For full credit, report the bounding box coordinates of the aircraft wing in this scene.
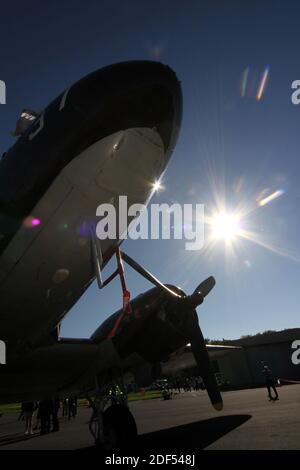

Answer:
[161,344,242,375]
[0,338,122,404]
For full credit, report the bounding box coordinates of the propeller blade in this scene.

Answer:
[120,251,182,299]
[184,276,216,308]
[193,276,216,298]
[188,313,223,410]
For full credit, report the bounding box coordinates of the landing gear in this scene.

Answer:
[89,242,139,451]
[88,375,137,451]
[102,405,137,450]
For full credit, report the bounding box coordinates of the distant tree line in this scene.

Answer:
[205,329,281,345]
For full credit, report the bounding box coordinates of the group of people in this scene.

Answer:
[19,396,78,435]
[159,362,280,403]
[167,376,205,393]
[62,397,78,419]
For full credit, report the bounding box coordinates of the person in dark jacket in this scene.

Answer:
[38,400,53,435]
[52,398,60,432]
[62,398,68,417]
[261,361,279,401]
[68,397,77,420]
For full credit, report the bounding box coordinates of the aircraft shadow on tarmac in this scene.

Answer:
[81,414,252,453]
[135,414,252,451]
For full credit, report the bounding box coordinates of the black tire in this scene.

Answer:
[99,404,137,451]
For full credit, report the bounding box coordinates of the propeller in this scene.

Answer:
[120,251,223,410]
[183,276,222,410]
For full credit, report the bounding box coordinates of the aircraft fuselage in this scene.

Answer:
[0,61,182,351]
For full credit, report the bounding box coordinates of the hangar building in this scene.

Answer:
[163,329,300,389]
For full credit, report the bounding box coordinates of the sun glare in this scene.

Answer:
[211,212,241,241]
[152,180,163,192]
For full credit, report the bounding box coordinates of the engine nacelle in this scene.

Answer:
[91,286,189,366]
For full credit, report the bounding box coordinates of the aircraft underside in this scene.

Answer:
[0,127,165,346]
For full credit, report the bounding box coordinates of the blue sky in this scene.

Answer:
[0,0,299,340]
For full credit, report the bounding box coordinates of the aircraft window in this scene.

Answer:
[12,109,39,136]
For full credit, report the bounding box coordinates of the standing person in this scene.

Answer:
[21,402,37,435]
[68,397,76,420]
[39,399,53,435]
[33,404,41,431]
[62,398,68,417]
[261,361,279,401]
[73,397,78,417]
[52,398,60,432]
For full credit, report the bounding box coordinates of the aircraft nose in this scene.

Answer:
[72,60,182,166]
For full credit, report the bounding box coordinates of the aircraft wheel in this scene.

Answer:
[97,404,137,451]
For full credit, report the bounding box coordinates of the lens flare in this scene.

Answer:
[257,189,285,207]
[256,67,269,101]
[152,180,163,192]
[240,67,249,97]
[23,216,41,228]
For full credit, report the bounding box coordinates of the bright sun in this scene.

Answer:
[211,212,241,241]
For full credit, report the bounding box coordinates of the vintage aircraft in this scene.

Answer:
[0,61,224,449]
